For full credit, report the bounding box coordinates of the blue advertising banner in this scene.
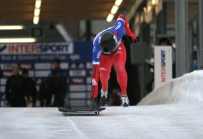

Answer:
[0,42,93,106]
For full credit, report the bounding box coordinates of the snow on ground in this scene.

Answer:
[139,70,203,106]
[0,71,203,139]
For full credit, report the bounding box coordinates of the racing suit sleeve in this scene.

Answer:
[91,44,102,98]
[117,14,137,42]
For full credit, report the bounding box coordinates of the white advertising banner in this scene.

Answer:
[154,46,172,89]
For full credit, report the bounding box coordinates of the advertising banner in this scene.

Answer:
[0,42,93,106]
[154,46,172,89]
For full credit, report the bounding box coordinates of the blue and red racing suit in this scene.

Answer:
[91,14,137,98]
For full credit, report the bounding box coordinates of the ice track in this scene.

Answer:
[0,71,203,139]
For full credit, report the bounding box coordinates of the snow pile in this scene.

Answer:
[138,70,203,106]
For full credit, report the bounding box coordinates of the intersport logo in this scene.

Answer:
[0,45,6,52]
[161,50,166,83]
[0,43,73,54]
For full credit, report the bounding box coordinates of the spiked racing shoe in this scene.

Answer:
[91,98,100,109]
[100,89,108,106]
[121,96,129,107]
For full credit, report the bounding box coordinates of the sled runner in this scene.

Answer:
[58,99,105,116]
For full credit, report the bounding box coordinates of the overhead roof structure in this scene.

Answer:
[0,0,199,24]
[0,0,130,23]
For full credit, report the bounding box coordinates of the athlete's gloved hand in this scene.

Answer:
[118,14,128,26]
[133,37,138,43]
[118,14,126,19]
[128,36,138,43]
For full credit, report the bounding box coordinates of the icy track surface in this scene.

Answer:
[0,71,203,139]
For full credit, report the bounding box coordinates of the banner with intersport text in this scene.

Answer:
[154,46,172,89]
[0,42,93,106]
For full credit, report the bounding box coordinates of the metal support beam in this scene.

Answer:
[156,2,167,35]
[141,23,150,44]
[175,0,188,77]
[55,23,73,42]
[62,20,79,41]
[199,0,203,68]
[126,0,143,20]
[188,23,193,71]
[86,21,91,41]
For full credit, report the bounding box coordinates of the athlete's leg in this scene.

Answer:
[99,54,112,91]
[113,43,128,96]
